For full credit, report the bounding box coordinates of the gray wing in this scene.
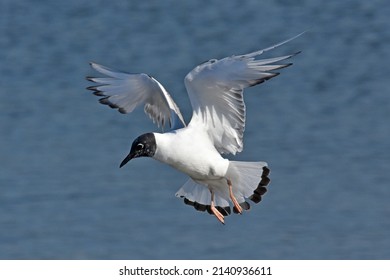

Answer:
[185,33,303,154]
[87,62,186,129]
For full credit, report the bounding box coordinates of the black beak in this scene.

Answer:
[119,152,134,168]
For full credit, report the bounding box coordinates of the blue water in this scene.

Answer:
[1,0,389,259]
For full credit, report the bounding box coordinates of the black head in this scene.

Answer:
[119,133,156,168]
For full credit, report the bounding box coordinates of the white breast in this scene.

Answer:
[152,126,229,180]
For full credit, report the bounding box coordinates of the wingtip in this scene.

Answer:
[85,85,101,96]
[268,72,280,79]
[88,61,103,71]
[278,63,293,70]
[242,31,305,58]
[293,50,302,56]
[86,85,105,96]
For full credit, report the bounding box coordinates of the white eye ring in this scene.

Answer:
[136,143,144,150]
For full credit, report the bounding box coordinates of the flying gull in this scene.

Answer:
[86,33,302,224]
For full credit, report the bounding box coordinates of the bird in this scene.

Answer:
[86,33,302,224]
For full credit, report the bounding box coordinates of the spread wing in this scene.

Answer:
[87,62,186,129]
[185,33,302,154]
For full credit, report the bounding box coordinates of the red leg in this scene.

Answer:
[210,191,225,224]
[227,179,242,214]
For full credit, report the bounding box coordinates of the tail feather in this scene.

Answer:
[176,179,231,216]
[175,161,271,218]
[226,161,270,204]
[249,166,270,203]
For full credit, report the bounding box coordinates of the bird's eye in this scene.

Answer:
[209,59,217,64]
[136,143,144,151]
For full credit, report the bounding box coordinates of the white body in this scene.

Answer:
[153,124,229,181]
[154,123,268,209]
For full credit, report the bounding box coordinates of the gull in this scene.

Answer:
[86,34,302,224]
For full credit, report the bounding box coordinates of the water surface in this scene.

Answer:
[0,0,389,259]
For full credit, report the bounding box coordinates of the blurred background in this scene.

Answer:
[0,0,389,259]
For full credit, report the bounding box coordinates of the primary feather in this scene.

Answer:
[185,50,300,154]
[87,62,186,129]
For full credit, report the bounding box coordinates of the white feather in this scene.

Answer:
[87,62,186,129]
[184,41,300,154]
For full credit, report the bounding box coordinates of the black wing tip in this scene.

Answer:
[281,50,302,63]
[293,50,302,56]
[98,98,128,113]
[99,97,119,109]
[249,73,280,87]
[250,50,301,87]
[86,85,98,91]
[86,85,106,97]
[88,61,98,67]
[86,61,128,113]
[279,63,293,69]
[98,96,109,104]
